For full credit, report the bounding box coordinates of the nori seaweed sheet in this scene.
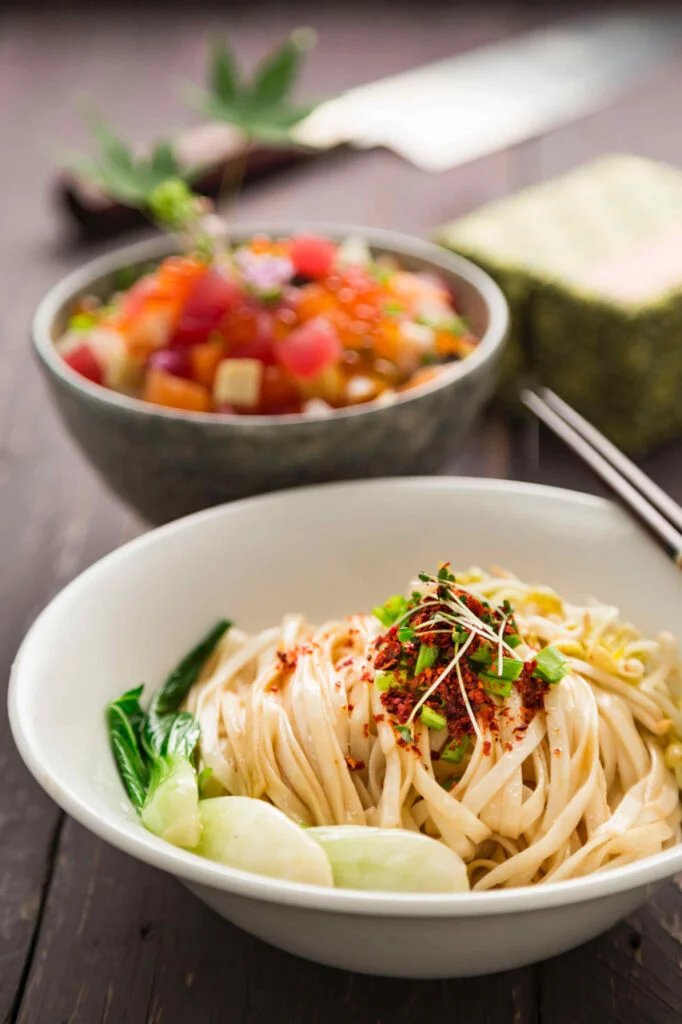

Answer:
[438,155,682,454]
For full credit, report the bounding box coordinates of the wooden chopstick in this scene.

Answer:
[521,388,682,570]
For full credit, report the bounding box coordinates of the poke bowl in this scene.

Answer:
[32,224,508,523]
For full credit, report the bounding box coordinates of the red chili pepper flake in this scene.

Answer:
[363,723,370,738]
[382,688,416,724]
[373,713,385,723]
[345,756,366,771]
[372,579,555,746]
[515,660,549,724]
[277,649,298,671]
[482,740,492,756]
[375,638,402,671]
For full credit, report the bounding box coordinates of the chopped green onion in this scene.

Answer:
[442,315,468,336]
[371,264,393,285]
[372,606,392,627]
[417,572,430,583]
[398,626,415,643]
[506,633,522,648]
[480,674,513,699]
[452,627,468,644]
[469,646,493,667]
[437,565,455,582]
[483,657,524,683]
[441,735,471,765]
[411,590,422,604]
[68,311,98,332]
[421,706,447,731]
[385,594,408,620]
[375,670,405,692]
[372,593,408,627]
[415,644,439,675]
[534,645,568,685]
[395,724,413,743]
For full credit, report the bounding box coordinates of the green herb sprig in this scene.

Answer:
[68,29,324,246]
[71,107,204,223]
[187,28,320,146]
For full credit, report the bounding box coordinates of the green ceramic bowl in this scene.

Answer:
[32,224,509,524]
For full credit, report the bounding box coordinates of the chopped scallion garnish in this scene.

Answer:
[479,674,513,699]
[469,647,493,667]
[372,594,409,627]
[441,735,471,765]
[421,706,447,731]
[398,626,415,643]
[482,657,524,683]
[375,670,402,692]
[534,645,568,685]
[415,643,439,675]
[68,312,98,332]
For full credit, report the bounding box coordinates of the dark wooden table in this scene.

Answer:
[2,5,681,1022]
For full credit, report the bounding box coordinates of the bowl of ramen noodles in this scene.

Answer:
[10,478,682,977]
[32,225,507,523]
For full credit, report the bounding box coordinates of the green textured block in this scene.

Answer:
[438,155,682,454]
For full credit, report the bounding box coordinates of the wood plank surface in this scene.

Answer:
[1,5,681,1023]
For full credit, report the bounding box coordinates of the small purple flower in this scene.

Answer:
[235,248,294,298]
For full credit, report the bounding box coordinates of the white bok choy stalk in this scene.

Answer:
[309,826,469,892]
[107,620,231,848]
[196,797,334,886]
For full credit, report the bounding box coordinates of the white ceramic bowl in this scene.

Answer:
[9,478,682,978]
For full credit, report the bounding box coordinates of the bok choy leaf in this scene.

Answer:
[142,619,231,759]
[106,620,231,844]
[106,686,148,811]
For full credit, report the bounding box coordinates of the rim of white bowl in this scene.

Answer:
[9,477,682,917]
[32,222,508,427]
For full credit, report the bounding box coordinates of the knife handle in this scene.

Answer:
[56,123,320,240]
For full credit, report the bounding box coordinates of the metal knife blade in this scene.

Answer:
[294,13,682,172]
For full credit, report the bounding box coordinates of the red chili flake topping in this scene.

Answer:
[371,578,552,748]
[374,637,402,671]
[515,660,549,724]
[277,649,298,671]
[482,740,492,757]
[345,756,366,771]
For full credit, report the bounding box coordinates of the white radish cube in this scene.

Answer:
[88,327,142,391]
[399,322,435,351]
[345,376,378,402]
[213,358,263,408]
